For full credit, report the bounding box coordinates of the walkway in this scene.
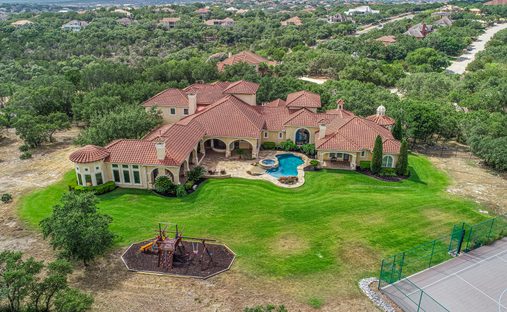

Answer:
[446,23,507,74]
[355,13,415,36]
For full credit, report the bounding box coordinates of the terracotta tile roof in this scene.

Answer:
[190,95,264,137]
[143,88,188,107]
[325,108,355,118]
[485,0,507,5]
[317,117,400,154]
[405,23,432,38]
[257,106,291,130]
[264,99,286,107]
[104,140,178,166]
[183,82,229,105]
[284,108,320,127]
[158,121,206,164]
[286,90,321,109]
[376,35,397,45]
[281,16,303,26]
[366,114,395,126]
[69,145,110,163]
[217,51,276,71]
[160,17,180,23]
[223,80,260,94]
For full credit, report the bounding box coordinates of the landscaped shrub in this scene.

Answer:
[175,185,187,197]
[154,175,175,195]
[278,139,297,151]
[396,139,409,176]
[184,180,195,191]
[72,181,117,195]
[379,168,397,177]
[300,144,315,156]
[1,193,13,203]
[278,176,298,185]
[187,166,205,182]
[310,159,319,168]
[359,161,371,170]
[261,141,276,150]
[20,151,32,160]
[371,135,383,174]
[18,144,30,152]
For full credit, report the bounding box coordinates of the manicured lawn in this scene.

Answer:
[19,154,487,305]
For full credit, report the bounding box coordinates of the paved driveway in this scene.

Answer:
[447,23,507,74]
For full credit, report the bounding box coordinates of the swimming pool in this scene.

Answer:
[267,154,304,178]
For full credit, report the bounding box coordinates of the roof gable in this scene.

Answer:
[286,90,321,109]
[143,88,188,107]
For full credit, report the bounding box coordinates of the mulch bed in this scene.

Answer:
[121,240,235,279]
[356,168,409,182]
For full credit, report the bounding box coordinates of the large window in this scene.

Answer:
[382,155,394,168]
[132,165,141,184]
[77,174,83,186]
[122,165,131,183]
[84,174,92,186]
[112,164,121,183]
[95,172,103,185]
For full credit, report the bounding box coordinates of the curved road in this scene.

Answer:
[446,23,507,74]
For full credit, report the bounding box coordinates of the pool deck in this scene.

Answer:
[200,150,310,188]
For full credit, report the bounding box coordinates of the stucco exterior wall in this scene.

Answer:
[261,131,286,144]
[285,126,318,145]
[233,94,256,106]
[146,106,189,124]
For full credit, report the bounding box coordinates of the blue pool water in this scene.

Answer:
[267,154,304,178]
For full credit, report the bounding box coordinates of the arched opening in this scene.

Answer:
[179,160,188,183]
[382,155,394,168]
[150,168,175,186]
[295,128,310,145]
[229,139,254,159]
[322,152,354,170]
[204,138,227,153]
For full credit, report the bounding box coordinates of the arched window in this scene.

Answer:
[382,155,394,168]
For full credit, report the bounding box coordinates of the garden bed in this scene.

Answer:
[121,240,236,279]
[356,168,408,182]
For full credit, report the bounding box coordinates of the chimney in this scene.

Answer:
[421,23,427,37]
[319,123,327,140]
[336,99,344,110]
[155,141,166,160]
[188,93,197,115]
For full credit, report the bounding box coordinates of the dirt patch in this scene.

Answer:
[339,243,378,271]
[273,233,310,255]
[121,240,235,278]
[427,155,507,214]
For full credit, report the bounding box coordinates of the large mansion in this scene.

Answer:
[70,80,399,189]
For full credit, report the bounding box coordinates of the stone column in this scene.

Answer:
[225,142,231,158]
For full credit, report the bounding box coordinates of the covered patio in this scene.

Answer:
[318,151,357,170]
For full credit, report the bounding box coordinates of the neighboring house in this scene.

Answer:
[159,17,180,29]
[439,5,464,12]
[327,13,352,23]
[217,51,277,72]
[113,9,132,17]
[434,16,453,27]
[281,16,302,26]
[11,20,33,27]
[345,6,379,16]
[195,7,210,16]
[484,0,507,5]
[0,12,8,21]
[236,9,249,15]
[204,18,234,27]
[117,17,134,26]
[404,23,433,39]
[469,8,482,15]
[375,35,397,46]
[70,80,400,189]
[61,20,89,32]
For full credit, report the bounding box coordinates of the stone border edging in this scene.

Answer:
[358,277,396,312]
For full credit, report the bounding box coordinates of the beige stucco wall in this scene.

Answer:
[285,126,318,145]
[261,131,286,144]
[233,94,256,106]
[146,106,189,124]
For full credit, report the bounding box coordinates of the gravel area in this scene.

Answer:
[359,278,396,312]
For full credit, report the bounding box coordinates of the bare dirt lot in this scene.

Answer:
[1,130,505,312]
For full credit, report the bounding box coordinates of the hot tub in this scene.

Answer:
[259,158,279,169]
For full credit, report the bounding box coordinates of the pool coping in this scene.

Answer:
[255,151,310,188]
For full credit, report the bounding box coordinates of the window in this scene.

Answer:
[132,165,141,184]
[330,153,336,158]
[263,132,268,138]
[361,150,366,157]
[382,155,394,168]
[183,109,189,115]
[337,153,343,158]
[84,174,92,186]
[95,172,103,185]
[112,164,121,183]
[170,108,176,115]
[122,165,131,183]
[278,132,283,139]
[77,174,83,186]
[95,166,100,171]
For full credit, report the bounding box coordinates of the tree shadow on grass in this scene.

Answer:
[407,166,427,185]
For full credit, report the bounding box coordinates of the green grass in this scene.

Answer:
[19,154,487,304]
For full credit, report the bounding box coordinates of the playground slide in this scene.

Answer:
[139,241,154,252]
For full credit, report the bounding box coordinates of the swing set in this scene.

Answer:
[140,222,216,271]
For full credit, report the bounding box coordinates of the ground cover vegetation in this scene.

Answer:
[1,3,506,170]
[19,155,487,304]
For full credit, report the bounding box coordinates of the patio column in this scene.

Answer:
[225,142,231,158]
[193,148,199,164]
[251,139,258,159]
[350,153,356,169]
[318,151,324,163]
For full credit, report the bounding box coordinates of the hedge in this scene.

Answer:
[359,161,371,170]
[70,181,117,195]
[261,141,276,150]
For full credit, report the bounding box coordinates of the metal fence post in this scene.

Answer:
[417,290,424,312]
[390,254,397,283]
[378,259,384,290]
[398,252,405,281]
[428,240,436,268]
[487,218,496,240]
